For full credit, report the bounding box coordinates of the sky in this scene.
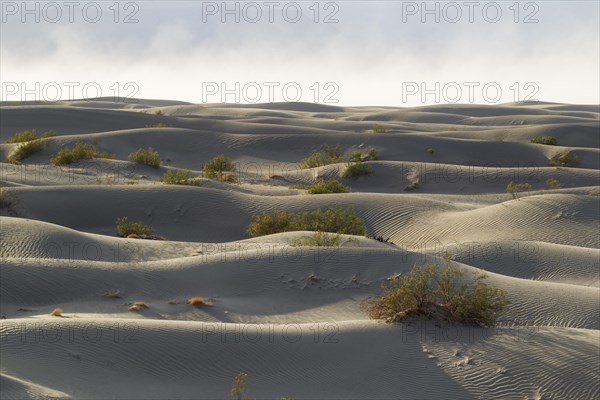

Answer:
[1,0,599,106]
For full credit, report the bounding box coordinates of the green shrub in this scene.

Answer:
[146,122,169,128]
[506,181,531,200]
[7,139,49,163]
[365,261,510,327]
[5,129,56,143]
[545,178,561,189]
[427,148,434,155]
[343,162,373,179]
[154,110,164,116]
[404,181,420,191]
[348,151,362,163]
[365,147,379,160]
[128,147,161,168]
[299,144,344,168]
[371,123,389,133]
[291,231,345,247]
[203,154,236,179]
[51,142,113,166]
[348,147,378,163]
[116,217,153,237]
[162,169,200,186]
[231,372,249,400]
[549,149,579,167]
[529,135,558,145]
[247,206,366,237]
[305,179,350,194]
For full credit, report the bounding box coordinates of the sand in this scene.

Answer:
[1,99,599,399]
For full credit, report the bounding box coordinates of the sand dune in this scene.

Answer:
[1,100,598,399]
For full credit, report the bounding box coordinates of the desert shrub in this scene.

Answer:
[7,138,49,163]
[5,129,56,143]
[305,179,350,194]
[154,110,164,116]
[365,262,510,327]
[506,181,532,200]
[404,181,420,191]
[589,188,600,197]
[529,135,558,145]
[371,123,389,133]
[50,308,63,316]
[51,142,113,166]
[247,206,366,237]
[291,231,345,247]
[427,148,434,155]
[549,149,579,167]
[162,169,200,186]
[299,144,344,168]
[231,372,249,400]
[128,147,161,168]
[348,151,362,163]
[365,146,379,160]
[545,178,561,189]
[116,217,153,237]
[0,187,14,209]
[203,154,236,179]
[343,162,373,179]
[128,301,149,312]
[146,122,169,128]
[187,297,214,306]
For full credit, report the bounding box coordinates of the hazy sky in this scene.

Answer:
[1,1,598,106]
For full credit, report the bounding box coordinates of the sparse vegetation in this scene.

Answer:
[5,129,56,143]
[128,301,149,312]
[231,372,249,400]
[529,135,558,145]
[545,178,561,189]
[506,181,532,200]
[0,186,13,209]
[203,154,237,180]
[247,207,366,237]
[371,123,389,133]
[116,217,153,237]
[162,169,200,186]
[299,144,344,168]
[427,148,435,155]
[348,151,362,163]
[404,181,420,191]
[186,297,214,307]
[128,147,161,168]
[50,308,63,316]
[51,142,113,166]
[365,146,379,161]
[154,110,164,116]
[305,179,350,194]
[146,122,169,128]
[343,162,373,179]
[291,231,345,247]
[365,261,510,327]
[549,149,579,167]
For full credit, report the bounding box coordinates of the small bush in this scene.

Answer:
[247,207,366,237]
[291,231,345,247]
[348,151,362,163]
[545,178,561,189]
[0,187,14,209]
[128,147,161,168]
[305,179,350,194]
[7,138,49,164]
[203,154,236,179]
[506,181,532,200]
[343,162,373,179]
[549,149,579,167]
[299,144,344,168]
[154,110,164,116]
[116,217,153,237]
[404,181,420,191]
[529,135,558,145]
[187,297,214,306]
[162,169,200,186]
[50,308,63,316]
[371,123,389,133]
[51,142,113,166]
[427,148,434,155]
[231,372,249,400]
[5,129,56,143]
[365,262,510,327]
[128,301,149,312]
[146,122,169,128]
[365,147,379,161]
